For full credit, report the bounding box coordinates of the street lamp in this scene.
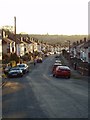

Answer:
[66,40,70,53]
[65,40,71,61]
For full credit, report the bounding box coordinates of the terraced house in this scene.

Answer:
[80,40,90,63]
[2,29,16,56]
[70,38,90,63]
[2,29,35,57]
[70,37,90,76]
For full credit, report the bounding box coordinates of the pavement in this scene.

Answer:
[60,54,89,80]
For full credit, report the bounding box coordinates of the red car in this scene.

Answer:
[53,66,71,78]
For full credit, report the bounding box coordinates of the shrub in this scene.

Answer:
[9,53,20,63]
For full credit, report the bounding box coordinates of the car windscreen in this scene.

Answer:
[18,65,25,67]
[11,68,20,70]
[58,67,70,71]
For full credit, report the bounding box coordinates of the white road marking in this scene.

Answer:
[26,76,32,80]
[49,74,53,77]
[43,74,52,80]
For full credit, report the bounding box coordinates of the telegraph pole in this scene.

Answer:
[68,40,70,53]
[14,16,17,54]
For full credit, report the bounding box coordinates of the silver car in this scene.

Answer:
[8,69,23,78]
[17,63,29,74]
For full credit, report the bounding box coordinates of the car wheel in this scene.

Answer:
[66,76,70,79]
[68,76,70,79]
[8,75,11,78]
[19,74,23,77]
[56,76,58,78]
[53,74,55,77]
[55,74,58,78]
[21,75,23,77]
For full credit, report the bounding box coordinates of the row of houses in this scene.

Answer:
[70,37,90,63]
[68,38,90,76]
[1,28,90,64]
[0,29,61,61]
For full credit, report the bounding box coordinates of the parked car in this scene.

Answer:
[7,69,23,78]
[37,57,42,63]
[55,60,62,64]
[17,63,29,74]
[55,55,60,58]
[53,66,71,78]
[44,54,48,57]
[48,52,54,55]
[4,66,12,74]
[10,67,23,71]
[52,63,62,73]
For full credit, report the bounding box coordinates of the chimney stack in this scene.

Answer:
[14,16,16,35]
[84,37,86,43]
[76,41,79,45]
[80,39,82,44]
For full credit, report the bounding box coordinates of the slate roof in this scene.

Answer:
[80,40,90,48]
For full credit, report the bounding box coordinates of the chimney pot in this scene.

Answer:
[84,37,86,43]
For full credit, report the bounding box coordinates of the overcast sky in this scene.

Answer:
[0,0,89,35]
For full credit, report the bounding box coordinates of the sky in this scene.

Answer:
[0,0,89,35]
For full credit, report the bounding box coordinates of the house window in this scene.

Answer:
[12,42,15,52]
[24,48,26,52]
[12,47,14,52]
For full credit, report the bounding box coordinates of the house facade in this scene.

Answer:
[80,40,90,63]
[69,38,90,76]
[2,30,35,57]
[2,29,16,56]
[37,43,42,52]
[16,41,25,57]
[70,38,89,62]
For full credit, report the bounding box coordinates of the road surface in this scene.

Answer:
[2,55,88,118]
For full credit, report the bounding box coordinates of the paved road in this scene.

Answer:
[2,55,88,118]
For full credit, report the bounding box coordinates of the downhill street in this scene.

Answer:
[2,55,88,118]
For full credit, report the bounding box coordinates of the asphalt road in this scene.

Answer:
[2,55,88,118]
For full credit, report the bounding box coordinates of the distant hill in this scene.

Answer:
[29,34,88,46]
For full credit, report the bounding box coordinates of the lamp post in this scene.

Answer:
[66,40,71,61]
[66,40,70,53]
[68,40,70,53]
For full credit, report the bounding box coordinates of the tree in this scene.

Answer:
[2,53,10,64]
[21,52,32,61]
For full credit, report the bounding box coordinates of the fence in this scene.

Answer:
[62,51,89,76]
